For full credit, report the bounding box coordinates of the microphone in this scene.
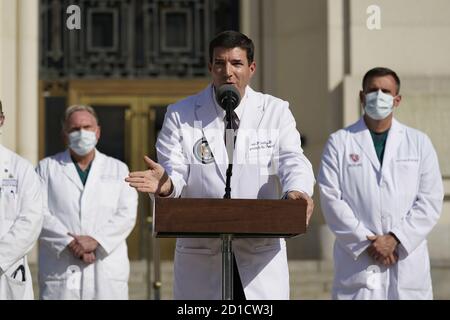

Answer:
[216,85,241,200]
[215,84,241,111]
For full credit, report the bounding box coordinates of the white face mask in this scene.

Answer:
[68,129,97,156]
[364,89,394,120]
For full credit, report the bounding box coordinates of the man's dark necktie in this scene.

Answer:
[224,111,239,147]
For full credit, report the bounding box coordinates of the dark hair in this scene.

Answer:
[209,30,254,64]
[362,67,401,94]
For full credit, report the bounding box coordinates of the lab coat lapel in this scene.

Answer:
[352,118,381,172]
[78,150,104,233]
[232,87,264,185]
[381,119,404,176]
[194,85,228,183]
[60,150,84,191]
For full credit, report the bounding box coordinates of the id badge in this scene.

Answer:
[2,178,18,196]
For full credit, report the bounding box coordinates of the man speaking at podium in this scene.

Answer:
[127,31,315,300]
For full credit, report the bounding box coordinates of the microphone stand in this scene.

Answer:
[223,101,234,199]
[222,99,235,299]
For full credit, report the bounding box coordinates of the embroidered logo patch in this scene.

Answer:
[350,153,360,163]
[193,138,214,164]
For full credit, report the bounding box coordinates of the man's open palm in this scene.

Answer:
[126,156,172,196]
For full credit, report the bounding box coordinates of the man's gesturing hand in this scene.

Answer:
[125,156,173,196]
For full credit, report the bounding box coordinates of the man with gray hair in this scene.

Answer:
[0,100,43,299]
[36,105,138,299]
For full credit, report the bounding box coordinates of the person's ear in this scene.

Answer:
[96,126,101,140]
[359,90,365,106]
[249,61,256,78]
[208,62,212,73]
[393,95,402,108]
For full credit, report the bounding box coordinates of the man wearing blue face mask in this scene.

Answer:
[318,67,443,299]
[36,105,138,299]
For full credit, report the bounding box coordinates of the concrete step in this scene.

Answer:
[29,260,334,300]
[29,259,450,300]
[131,260,333,300]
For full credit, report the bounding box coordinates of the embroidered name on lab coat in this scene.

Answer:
[249,140,273,151]
[395,158,419,162]
[2,178,18,187]
[1,178,18,194]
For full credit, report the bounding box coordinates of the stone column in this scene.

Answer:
[17,0,39,164]
[0,0,19,149]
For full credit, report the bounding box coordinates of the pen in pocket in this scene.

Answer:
[11,265,25,282]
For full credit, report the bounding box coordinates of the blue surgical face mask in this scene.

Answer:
[364,89,394,120]
[68,129,97,156]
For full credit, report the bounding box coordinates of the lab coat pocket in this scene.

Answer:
[41,280,81,300]
[1,188,18,220]
[334,247,383,291]
[93,259,128,299]
[247,149,274,177]
[99,177,121,203]
[395,160,419,193]
[247,148,272,164]
[398,242,431,291]
[338,265,384,290]
[0,258,27,300]
[40,264,83,300]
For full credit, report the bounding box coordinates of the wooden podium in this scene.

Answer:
[153,197,307,300]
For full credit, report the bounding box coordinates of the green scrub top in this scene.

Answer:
[72,156,92,186]
[369,129,389,166]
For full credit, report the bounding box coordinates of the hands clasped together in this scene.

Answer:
[68,233,99,264]
[366,234,399,266]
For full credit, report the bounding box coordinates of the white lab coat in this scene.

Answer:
[157,85,315,300]
[36,149,138,300]
[0,145,43,300]
[318,117,443,300]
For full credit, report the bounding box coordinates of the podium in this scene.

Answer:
[153,197,307,300]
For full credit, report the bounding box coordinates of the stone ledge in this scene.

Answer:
[28,259,450,300]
